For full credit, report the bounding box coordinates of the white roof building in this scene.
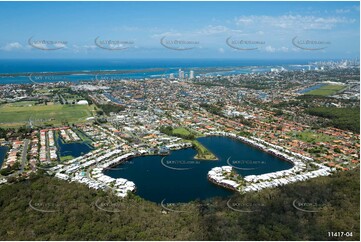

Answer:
[77,100,89,105]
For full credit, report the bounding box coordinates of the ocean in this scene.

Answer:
[0,59,312,85]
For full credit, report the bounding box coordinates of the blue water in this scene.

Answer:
[103,92,123,104]
[56,136,93,159]
[0,59,312,84]
[104,136,293,203]
[298,83,326,94]
[0,146,8,168]
[0,59,312,74]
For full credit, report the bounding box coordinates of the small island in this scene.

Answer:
[192,140,218,160]
[159,126,218,160]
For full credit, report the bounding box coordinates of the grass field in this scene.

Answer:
[0,103,95,128]
[59,155,75,162]
[172,127,192,136]
[74,129,94,143]
[305,84,345,96]
[170,127,217,160]
[3,101,37,107]
[295,131,334,143]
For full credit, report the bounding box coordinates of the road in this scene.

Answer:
[20,139,30,172]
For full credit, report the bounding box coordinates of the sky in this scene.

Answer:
[0,1,359,59]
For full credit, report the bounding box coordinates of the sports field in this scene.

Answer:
[295,131,334,143]
[172,127,192,136]
[305,84,345,96]
[0,102,95,128]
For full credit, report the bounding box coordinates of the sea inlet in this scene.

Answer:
[104,136,293,203]
[0,146,9,168]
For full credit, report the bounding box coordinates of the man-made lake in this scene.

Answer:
[0,146,8,168]
[56,137,93,158]
[104,136,293,203]
[298,83,326,94]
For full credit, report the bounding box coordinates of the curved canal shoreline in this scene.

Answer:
[207,166,240,191]
[54,141,194,198]
[101,133,290,201]
[52,130,330,201]
[84,133,303,199]
[204,131,312,166]
[205,131,333,193]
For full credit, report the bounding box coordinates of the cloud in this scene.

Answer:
[279,46,289,52]
[197,25,229,35]
[30,42,47,49]
[335,8,351,14]
[235,15,355,30]
[335,6,359,14]
[1,42,23,51]
[72,44,97,53]
[53,43,67,49]
[73,44,97,50]
[112,26,141,32]
[151,25,243,40]
[264,46,289,53]
[197,25,242,35]
[235,17,254,25]
[151,31,182,39]
[265,45,276,53]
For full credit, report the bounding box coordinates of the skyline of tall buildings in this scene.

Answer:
[176,69,194,80]
[179,69,184,79]
[190,70,194,79]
